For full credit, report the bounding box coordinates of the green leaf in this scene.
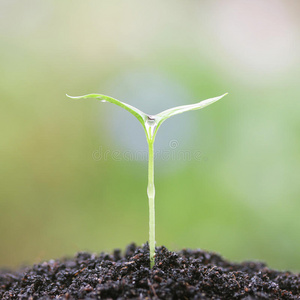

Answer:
[153,93,227,136]
[66,92,227,142]
[66,93,148,130]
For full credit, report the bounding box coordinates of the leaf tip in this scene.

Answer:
[219,92,228,98]
[217,92,228,100]
[66,94,82,99]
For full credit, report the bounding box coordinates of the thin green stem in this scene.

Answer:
[147,140,155,268]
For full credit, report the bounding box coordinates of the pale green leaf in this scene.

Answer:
[154,93,228,135]
[66,94,148,129]
[67,93,227,142]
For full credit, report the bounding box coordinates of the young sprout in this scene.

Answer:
[67,92,227,268]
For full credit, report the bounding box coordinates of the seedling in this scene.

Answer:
[67,92,227,268]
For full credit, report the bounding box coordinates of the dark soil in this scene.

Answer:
[1,243,299,299]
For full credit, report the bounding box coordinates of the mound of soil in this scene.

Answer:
[1,243,299,299]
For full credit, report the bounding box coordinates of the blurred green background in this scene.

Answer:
[1,0,300,271]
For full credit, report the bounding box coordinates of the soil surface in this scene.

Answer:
[1,243,299,299]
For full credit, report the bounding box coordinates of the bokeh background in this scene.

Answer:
[1,0,300,271]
